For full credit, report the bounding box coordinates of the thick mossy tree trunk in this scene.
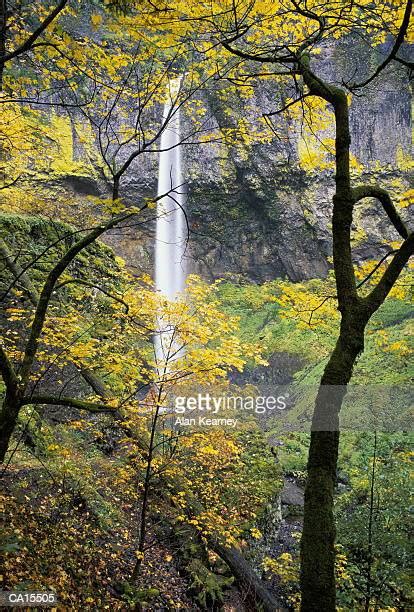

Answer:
[300,317,366,610]
[0,392,21,463]
[298,56,414,611]
[298,60,360,611]
[213,9,412,606]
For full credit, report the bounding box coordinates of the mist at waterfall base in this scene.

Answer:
[154,97,187,370]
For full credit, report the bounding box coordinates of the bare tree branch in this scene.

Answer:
[352,185,409,239]
[0,237,40,306]
[349,0,412,90]
[394,55,414,70]
[356,250,399,290]
[365,232,414,311]
[55,278,130,313]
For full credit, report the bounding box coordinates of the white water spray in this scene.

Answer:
[154,83,187,367]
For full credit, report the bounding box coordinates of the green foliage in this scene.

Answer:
[1,1,412,607]
[215,280,281,355]
[261,434,414,608]
[272,432,309,476]
[186,558,233,609]
[336,433,413,608]
[119,583,161,607]
[0,212,122,294]
[216,275,413,434]
[216,277,412,608]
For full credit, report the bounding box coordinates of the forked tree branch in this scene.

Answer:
[352,185,409,239]
[394,55,414,70]
[349,0,413,90]
[365,232,414,312]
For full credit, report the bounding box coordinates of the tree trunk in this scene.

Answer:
[0,392,20,463]
[300,317,366,611]
[212,541,284,611]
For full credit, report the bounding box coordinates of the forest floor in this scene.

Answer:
[1,456,302,610]
[1,460,199,610]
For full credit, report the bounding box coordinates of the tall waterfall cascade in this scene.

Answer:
[154,83,187,368]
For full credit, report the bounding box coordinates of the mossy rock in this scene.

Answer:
[0,212,124,295]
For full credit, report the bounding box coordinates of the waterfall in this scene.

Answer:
[154,85,187,369]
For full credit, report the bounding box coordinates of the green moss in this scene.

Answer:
[186,558,233,608]
[0,212,119,278]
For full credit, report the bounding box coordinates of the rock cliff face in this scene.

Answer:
[178,42,412,282]
[104,41,412,282]
[15,40,411,284]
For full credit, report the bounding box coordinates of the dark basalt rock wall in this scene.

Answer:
[38,39,413,283]
[177,40,412,282]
